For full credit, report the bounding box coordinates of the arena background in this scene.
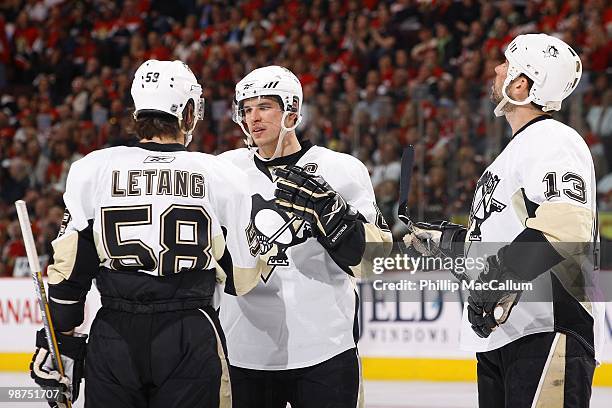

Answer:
[0,0,611,406]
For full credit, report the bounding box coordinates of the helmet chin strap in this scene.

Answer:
[260,125,288,161]
[184,133,192,147]
[493,76,534,117]
[178,109,197,147]
[237,120,255,156]
[240,111,303,161]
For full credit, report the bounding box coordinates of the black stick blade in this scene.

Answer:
[398,145,415,224]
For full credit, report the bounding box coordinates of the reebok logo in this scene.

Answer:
[323,198,343,223]
[144,156,175,163]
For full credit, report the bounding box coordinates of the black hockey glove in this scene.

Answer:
[274,165,358,248]
[30,328,87,407]
[403,221,466,259]
[467,247,527,338]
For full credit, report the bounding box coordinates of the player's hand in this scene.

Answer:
[467,249,525,338]
[402,221,466,258]
[274,165,358,247]
[30,329,87,407]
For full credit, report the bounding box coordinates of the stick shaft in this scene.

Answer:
[398,145,415,225]
[15,200,71,406]
[396,149,513,326]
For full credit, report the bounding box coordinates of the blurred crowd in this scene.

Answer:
[0,0,611,276]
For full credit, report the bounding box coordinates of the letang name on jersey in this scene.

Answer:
[110,169,205,198]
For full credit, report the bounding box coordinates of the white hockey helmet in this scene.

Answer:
[131,59,204,145]
[233,65,303,160]
[494,33,582,117]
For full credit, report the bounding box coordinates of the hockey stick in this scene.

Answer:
[397,146,461,273]
[397,146,414,227]
[15,200,72,408]
[396,149,513,324]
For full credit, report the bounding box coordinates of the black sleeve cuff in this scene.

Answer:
[48,284,87,332]
[500,227,565,281]
[218,227,238,296]
[322,218,366,270]
[450,228,467,259]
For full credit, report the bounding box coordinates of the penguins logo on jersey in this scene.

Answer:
[468,171,506,241]
[246,194,312,282]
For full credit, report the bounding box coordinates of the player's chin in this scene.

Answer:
[252,131,275,144]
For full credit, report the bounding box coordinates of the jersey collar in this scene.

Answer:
[137,142,187,152]
[254,140,314,180]
[512,114,553,139]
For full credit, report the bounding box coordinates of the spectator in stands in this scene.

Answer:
[0,0,610,273]
[587,87,612,164]
[1,157,30,205]
[1,219,25,277]
[371,137,401,188]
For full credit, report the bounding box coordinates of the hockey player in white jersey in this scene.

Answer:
[405,34,604,407]
[29,59,265,407]
[218,65,392,407]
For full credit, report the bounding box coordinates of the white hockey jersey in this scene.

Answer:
[460,116,605,362]
[46,142,263,330]
[218,143,392,370]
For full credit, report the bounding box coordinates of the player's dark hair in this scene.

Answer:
[268,95,285,111]
[267,95,298,126]
[133,111,181,141]
[238,95,284,110]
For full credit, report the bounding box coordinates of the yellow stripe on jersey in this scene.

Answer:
[526,202,593,243]
[350,223,393,279]
[212,234,229,284]
[210,232,270,295]
[47,232,79,285]
[233,258,271,296]
[515,200,597,310]
[511,188,531,226]
[212,234,226,261]
[93,230,108,263]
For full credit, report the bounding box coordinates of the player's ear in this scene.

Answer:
[181,100,195,133]
[511,76,530,99]
[284,112,298,127]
